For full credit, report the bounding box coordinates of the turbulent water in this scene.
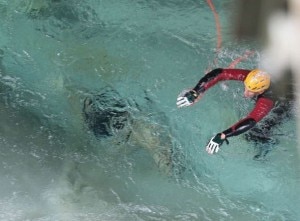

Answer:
[0,0,299,220]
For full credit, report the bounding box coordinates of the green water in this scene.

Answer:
[0,0,299,220]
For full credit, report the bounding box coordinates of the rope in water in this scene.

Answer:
[205,0,255,69]
[206,0,222,53]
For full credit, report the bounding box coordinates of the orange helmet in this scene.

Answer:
[244,69,270,93]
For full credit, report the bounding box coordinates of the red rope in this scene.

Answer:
[206,0,222,52]
[227,50,255,68]
[205,0,254,69]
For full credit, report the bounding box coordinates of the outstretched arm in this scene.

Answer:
[222,97,274,138]
[206,97,274,154]
[177,68,250,108]
[194,68,250,94]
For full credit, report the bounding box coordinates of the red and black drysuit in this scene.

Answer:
[192,68,275,139]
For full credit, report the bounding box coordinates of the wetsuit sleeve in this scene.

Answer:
[193,68,250,94]
[222,97,274,138]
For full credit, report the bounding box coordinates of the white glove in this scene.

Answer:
[206,138,220,154]
[176,90,198,108]
[205,133,229,154]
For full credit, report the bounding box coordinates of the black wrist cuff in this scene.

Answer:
[222,118,256,138]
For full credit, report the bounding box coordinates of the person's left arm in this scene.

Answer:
[206,96,274,154]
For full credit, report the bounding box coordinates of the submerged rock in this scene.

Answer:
[83,87,132,139]
[82,87,177,175]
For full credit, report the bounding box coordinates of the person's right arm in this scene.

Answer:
[176,68,250,108]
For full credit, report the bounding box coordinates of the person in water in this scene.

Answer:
[176,68,293,156]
